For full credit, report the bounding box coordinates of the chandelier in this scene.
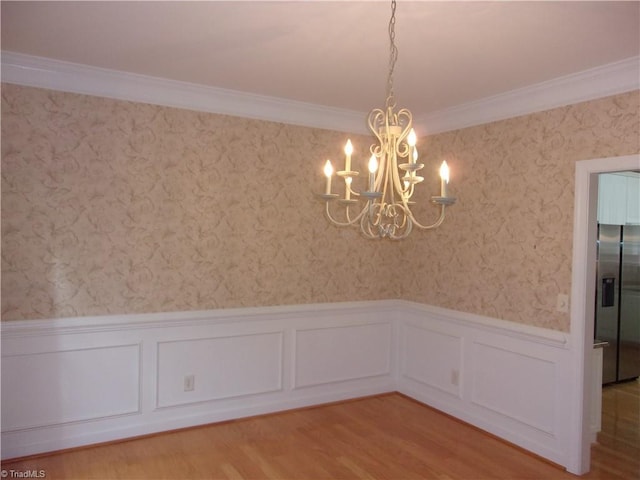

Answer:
[318,0,456,240]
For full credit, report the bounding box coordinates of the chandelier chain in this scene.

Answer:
[386,0,398,109]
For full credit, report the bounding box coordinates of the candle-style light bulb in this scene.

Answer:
[368,155,378,173]
[344,139,353,172]
[407,128,417,164]
[324,160,334,194]
[403,172,411,191]
[439,160,450,197]
[368,155,378,191]
[407,128,417,147]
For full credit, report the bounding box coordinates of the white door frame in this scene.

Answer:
[567,153,640,474]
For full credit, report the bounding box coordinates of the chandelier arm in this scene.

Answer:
[339,199,360,224]
[390,154,406,202]
[389,215,413,240]
[360,204,381,239]
[368,201,381,227]
[368,109,386,154]
[403,181,415,198]
[401,209,409,230]
[374,204,412,240]
[391,204,408,231]
[324,202,368,227]
[405,204,447,230]
[395,109,413,158]
[381,155,391,202]
[393,152,414,206]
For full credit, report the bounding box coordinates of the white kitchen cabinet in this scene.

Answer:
[598,172,640,225]
[626,174,640,224]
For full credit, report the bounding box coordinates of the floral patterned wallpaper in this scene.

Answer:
[1,84,400,320]
[2,84,639,331]
[398,91,640,331]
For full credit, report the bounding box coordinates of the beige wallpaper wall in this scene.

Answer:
[1,84,400,321]
[398,91,640,331]
[2,84,639,331]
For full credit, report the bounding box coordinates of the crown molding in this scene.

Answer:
[416,56,640,134]
[0,51,368,134]
[2,51,638,135]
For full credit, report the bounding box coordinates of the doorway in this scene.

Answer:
[569,154,640,475]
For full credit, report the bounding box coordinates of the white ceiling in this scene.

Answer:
[2,1,639,133]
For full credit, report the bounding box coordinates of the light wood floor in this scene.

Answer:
[2,384,638,479]
[589,379,640,479]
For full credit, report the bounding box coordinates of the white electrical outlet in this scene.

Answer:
[557,294,570,313]
[184,374,195,392]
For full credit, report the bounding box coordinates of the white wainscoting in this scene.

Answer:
[0,302,397,460]
[396,302,571,467]
[1,343,141,431]
[157,332,284,408]
[293,322,392,389]
[1,300,574,471]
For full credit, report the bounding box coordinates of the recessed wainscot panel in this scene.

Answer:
[294,323,392,388]
[157,332,283,408]
[401,324,462,396]
[471,342,555,434]
[1,344,141,432]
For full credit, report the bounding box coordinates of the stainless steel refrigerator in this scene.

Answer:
[595,224,640,384]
